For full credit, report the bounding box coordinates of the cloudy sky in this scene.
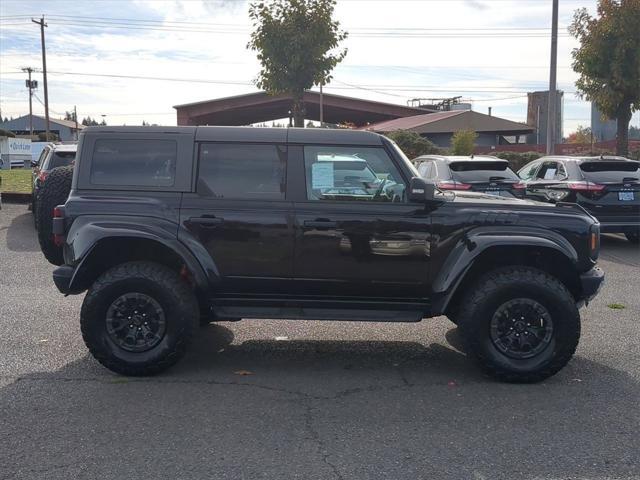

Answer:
[1,0,638,134]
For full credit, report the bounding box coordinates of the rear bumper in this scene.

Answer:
[52,265,74,294]
[578,266,605,306]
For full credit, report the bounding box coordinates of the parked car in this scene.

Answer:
[31,143,76,220]
[518,156,640,243]
[414,155,526,198]
[40,126,603,382]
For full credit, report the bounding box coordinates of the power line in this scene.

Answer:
[1,69,577,94]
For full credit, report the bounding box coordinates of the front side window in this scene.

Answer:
[304,146,406,202]
[90,139,176,187]
[197,143,285,200]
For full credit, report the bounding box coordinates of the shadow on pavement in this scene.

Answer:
[1,323,639,479]
[5,210,39,253]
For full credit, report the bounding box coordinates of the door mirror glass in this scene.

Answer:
[408,177,437,203]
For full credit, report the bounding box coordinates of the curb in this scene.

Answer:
[1,192,31,204]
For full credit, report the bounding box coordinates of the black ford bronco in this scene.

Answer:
[43,126,604,382]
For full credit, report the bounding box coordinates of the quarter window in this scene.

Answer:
[304,146,406,202]
[197,144,285,200]
[90,139,177,187]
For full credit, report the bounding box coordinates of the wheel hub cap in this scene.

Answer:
[489,298,554,359]
[106,293,166,352]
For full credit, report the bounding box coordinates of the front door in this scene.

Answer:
[291,144,433,301]
[179,142,294,296]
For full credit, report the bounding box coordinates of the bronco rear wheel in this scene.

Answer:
[457,266,580,383]
[81,261,199,376]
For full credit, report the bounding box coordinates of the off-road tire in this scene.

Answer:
[81,261,199,376]
[457,266,580,383]
[625,232,640,244]
[35,166,73,265]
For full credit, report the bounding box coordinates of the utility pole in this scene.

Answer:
[22,67,37,138]
[32,16,50,140]
[546,0,559,154]
[74,105,79,140]
[319,83,324,127]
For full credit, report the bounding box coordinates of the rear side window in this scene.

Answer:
[449,161,518,182]
[48,151,75,169]
[197,143,285,200]
[90,139,176,187]
[518,161,541,180]
[580,161,640,182]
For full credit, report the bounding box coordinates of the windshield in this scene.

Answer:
[330,161,378,185]
[449,161,519,182]
[579,161,640,182]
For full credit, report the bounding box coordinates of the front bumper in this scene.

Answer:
[578,266,605,306]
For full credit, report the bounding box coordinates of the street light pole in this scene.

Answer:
[546,0,559,154]
[32,16,50,140]
[22,67,36,138]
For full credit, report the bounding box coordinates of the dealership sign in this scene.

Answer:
[0,137,32,155]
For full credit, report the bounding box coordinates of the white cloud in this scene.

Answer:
[1,0,637,132]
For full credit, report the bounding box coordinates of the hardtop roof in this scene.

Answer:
[82,125,384,146]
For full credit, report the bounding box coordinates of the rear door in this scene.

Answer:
[290,143,432,301]
[576,160,640,224]
[179,142,294,296]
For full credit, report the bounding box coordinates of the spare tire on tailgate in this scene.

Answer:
[36,165,73,266]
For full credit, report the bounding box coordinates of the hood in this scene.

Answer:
[449,190,554,208]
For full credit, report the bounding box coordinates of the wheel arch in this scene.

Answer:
[68,233,212,312]
[432,233,582,317]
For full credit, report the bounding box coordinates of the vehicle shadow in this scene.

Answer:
[1,324,639,479]
[4,210,39,253]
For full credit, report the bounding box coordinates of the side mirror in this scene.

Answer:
[31,160,39,168]
[408,176,437,203]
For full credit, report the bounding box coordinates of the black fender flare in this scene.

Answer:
[431,227,579,315]
[65,216,218,295]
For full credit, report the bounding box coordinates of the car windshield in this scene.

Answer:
[48,151,76,169]
[329,160,378,185]
[579,161,640,182]
[449,161,519,182]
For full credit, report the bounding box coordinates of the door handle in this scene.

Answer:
[189,216,224,226]
[304,219,337,229]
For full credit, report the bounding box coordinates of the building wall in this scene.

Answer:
[0,116,77,141]
[422,132,502,148]
[526,90,564,146]
[591,104,617,142]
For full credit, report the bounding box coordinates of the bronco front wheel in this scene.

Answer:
[80,261,199,376]
[457,266,580,383]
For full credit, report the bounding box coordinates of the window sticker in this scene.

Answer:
[543,168,557,180]
[311,162,334,189]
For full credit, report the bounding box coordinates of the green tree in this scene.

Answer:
[569,0,640,156]
[451,129,478,155]
[64,110,77,122]
[386,130,440,159]
[248,0,347,127]
[566,125,593,144]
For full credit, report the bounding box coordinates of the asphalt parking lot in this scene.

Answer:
[1,202,639,480]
